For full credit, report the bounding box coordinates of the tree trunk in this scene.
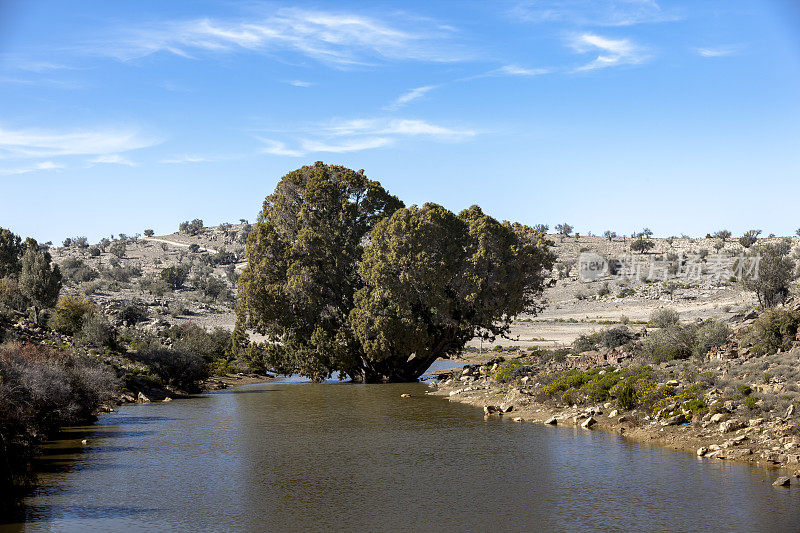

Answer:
[356,353,441,383]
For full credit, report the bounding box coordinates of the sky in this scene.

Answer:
[1,0,799,244]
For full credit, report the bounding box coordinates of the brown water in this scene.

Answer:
[4,377,800,532]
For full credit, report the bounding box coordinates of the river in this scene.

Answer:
[3,375,800,532]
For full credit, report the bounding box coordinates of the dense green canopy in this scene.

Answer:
[236,163,554,382]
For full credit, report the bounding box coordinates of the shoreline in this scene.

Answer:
[428,362,800,482]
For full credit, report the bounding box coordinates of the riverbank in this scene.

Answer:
[429,353,800,483]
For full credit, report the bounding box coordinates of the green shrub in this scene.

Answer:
[50,295,96,336]
[601,326,634,349]
[650,308,679,328]
[645,325,696,362]
[130,348,208,392]
[597,282,611,297]
[160,265,190,290]
[743,308,800,355]
[573,332,601,353]
[78,311,115,348]
[692,319,731,357]
[738,384,752,396]
[0,277,28,311]
[744,396,758,410]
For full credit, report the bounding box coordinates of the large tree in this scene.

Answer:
[237,163,554,382]
[236,162,404,381]
[18,239,62,323]
[0,227,23,278]
[349,203,554,382]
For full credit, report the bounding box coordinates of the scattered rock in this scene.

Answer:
[136,392,151,404]
[500,403,514,413]
[608,409,619,418]
[697,447,708,456]
[163,397,173,402]
[772,476,791,487]
[581,416,597,429]
[80,439,88,446]
[545,416,558,425]
[400,394,411,398]
[719,419,743,433]
[710,413,728,424]
[513,417,523,422]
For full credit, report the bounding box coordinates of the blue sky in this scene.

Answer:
[1,0,799,243]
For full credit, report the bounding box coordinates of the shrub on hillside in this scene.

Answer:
[650,308,679,328]
[131,348,208,392]
[179,219,204,235]
[166,323,231,363]
[78,311,116,348]
[118,301,148,325]
[692,319,731,357]
[61,257,99,284]
[644,325,696,362]
[50,295,96,336]
[0,277,28,312]
[160,265,190,290]
[0,343,118,507]
[573,332,601,353]
[743,308,800,355]
[600,326,634,349]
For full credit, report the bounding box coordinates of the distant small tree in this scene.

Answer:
[239,219,248,225]
[160,265,190,290]
[99,238,110,252]
[144,229,155,237]
[630,238,655,254]
[62,237,73,248]
[603,230,616,242]
[712,229,732,242]
[555,223,573,242]
[109,240,126,259]
[742,242,795,307]
[74,236,89,248]
[188,243,200,253]
[642,228,653,239]
[713,240,725,252]
[739,229,761,249]
[19,239,62,323]
[0,227,24,278]
[179,219,204,235]
[533,224,549,234]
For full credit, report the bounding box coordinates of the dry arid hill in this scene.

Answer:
[50,226,796,349]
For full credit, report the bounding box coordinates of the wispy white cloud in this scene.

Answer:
[258,139,306,157]
[386,85,438,109]
[88,154,135,166]
[493,64,550,76]
[300,137,391,153]
[512,0,681,27]
[104,8,469,68]
[0,160,64,176]
[569,33,647,70]
[258,117,475,156]
[0,124,159,159]
[160,155,210,164]
[286,80,314,87]
[695,46,740,58]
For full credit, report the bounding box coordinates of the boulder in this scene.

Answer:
[720,419,743,433]
[500,403,514,413]
[136,392,151,404]
[608,409,619,418]
[773,476,791,487]
[697,447,708,456]
[545,416,558,425]
[581,416,597,429]
[163,397,173,402]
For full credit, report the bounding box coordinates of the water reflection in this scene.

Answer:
[5,380,800,532]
